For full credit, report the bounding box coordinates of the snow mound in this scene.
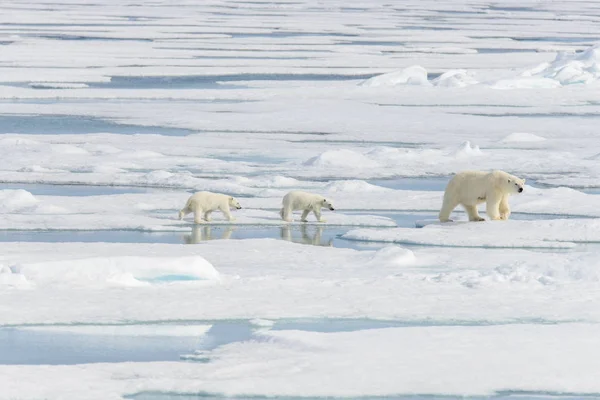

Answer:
[0,190,39,213]
[448,141,483,158]
[360,65,431,87]
[367,246,416,267]
[8,256,220,288]
[521,45,600,85]
[501,132,546,143]
[325,180,389,193]
[304,149,379,168]
[432,69,479,87]
[232,175,301,188]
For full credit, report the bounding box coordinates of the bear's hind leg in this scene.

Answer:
[463,204,485,222]
[193,209,204,224]
[282,207,293,223]
[499,195,511,220]
[300,209,310,222]
[439,196,458,222]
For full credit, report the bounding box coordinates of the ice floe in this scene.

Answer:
[344,219,600,249]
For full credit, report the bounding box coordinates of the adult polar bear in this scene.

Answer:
[179,191,242,223]
[439,170,525,222]
[280,190,335,222]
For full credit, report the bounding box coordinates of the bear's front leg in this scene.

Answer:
[221,207,235,222]
[499,195,511,220]
[486,194,503,221]
[300,209,310,222]
[313,208,326,223]
[203,211,213,222]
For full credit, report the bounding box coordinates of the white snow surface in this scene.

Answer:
[3,0,600,398]
[343,219,600,249]
[2,324,600,399]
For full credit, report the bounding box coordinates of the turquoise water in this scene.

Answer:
[0,319,416,365]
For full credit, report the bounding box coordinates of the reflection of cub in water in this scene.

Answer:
[280,225,333,247]
[183,226,234,244]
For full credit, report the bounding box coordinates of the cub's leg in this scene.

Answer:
[300,209,310,222]
[193,208,204,224]
[281,207,293,222]
[220,206,235,222]
[499,195,511,220]
[313,209,325,223]
[463,204,485,222]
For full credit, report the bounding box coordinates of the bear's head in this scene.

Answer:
[229,196,242,209]
[504,174,526,194]
[322,198,335,211]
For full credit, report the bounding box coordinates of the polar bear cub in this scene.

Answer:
[439,170,525,222]
[179,191,242,223]
[280,190,334,223]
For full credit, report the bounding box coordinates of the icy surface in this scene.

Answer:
[343,219,600,248]
[3,0,600,398]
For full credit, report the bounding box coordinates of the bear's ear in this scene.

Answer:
[522,179,526,183]
[229,196,233,200]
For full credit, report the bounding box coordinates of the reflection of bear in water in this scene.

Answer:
[280,225,333,247]
[183,226,235,244]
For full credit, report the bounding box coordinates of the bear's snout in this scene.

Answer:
[236,206,242,209]
[518,187,523,193]
[329,206,335,211]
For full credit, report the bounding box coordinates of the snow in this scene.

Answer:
[343,219,600,249]
[2,0,600,398]
[4,256,220,289]
[2,324,600,399]
[524,45,600,85]
[500,132,547,143]
[19,324,213,337]
[360,65,431,87]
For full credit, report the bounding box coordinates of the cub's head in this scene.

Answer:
[505,174,526,194]
[322,198,335,211]
[229,196,242,209]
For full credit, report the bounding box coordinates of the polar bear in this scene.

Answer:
[280,190,334,223]
[439,170,525,222]
[178,191,242,223]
